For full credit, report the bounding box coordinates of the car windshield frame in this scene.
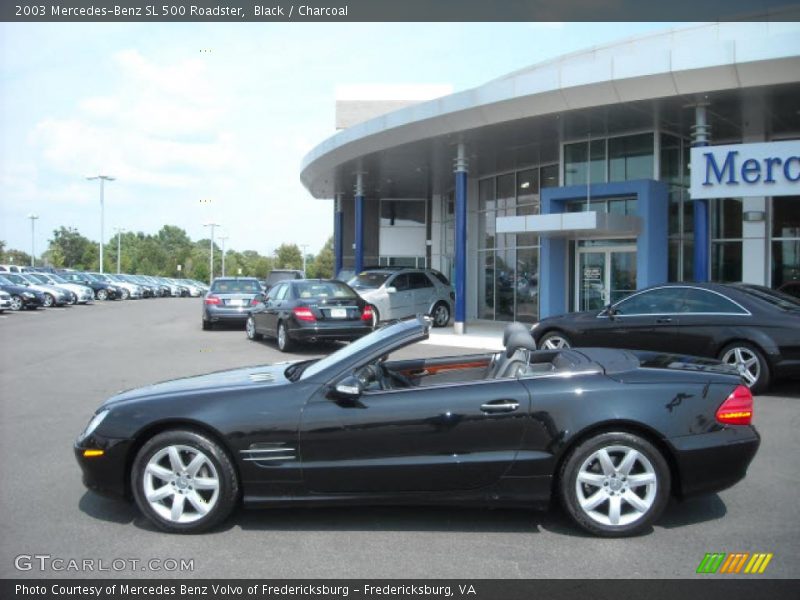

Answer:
[293,281,358,300]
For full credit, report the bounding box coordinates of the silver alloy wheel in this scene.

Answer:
[542,334,570,349]
[143,444,220,524]
[575,445,658,528]
[121,289,130,300]
[97,289,107,301]
[43,294,54,307]
[10,296,23,310]
[432,303,450,327]
[721,346,760,388]
[246,316,256,340]
[277,323,287,350]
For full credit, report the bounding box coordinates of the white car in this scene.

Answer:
[28,272,94,304]
[0,290,11,312]
[105,274,144,299]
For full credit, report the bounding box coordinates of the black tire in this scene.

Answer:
[246,315,262,340]
[131,430,239,533]
[10,295,23,311]
[276,320,293,352]
[202,319,212,331]
[430,302,451,328]
[42,293,54,308]
[559,431,670,538]
[540,331,572,350]
[96,289,108,301]
[719,342,770,394]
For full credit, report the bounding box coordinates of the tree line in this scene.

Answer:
[0,226,334,281]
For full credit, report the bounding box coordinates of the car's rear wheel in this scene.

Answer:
[42,293,54,308]
[720,342,770,394]
[277,321,293,352]
[560,432,670,537]
[96,289,108,301]
[131,430,239,533]
[10,295,23,311]
[246,316,261,340]
[431,302,450,328]
[540,331,571,349]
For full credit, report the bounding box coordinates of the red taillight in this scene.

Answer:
[293,306,316,322]
[716,385,753,425]
[361,305,374,322]
[250,298,261,306]
[204,295,221,305]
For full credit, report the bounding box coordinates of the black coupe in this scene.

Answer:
[531,283,800,393]
[75,317,759,537]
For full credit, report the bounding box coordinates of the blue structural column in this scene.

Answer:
[333,193,343,277]
[454,143,468,334]
[354,173,365,274]
[692,103,710,282]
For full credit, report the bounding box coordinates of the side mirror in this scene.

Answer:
[385,286,397,294]
[333,375,363,399]
[602,303,618,318]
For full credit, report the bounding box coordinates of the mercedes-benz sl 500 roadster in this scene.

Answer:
[75,317,759,537]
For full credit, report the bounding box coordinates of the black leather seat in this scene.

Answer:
[485,322,532,378]
[493,330,538,379]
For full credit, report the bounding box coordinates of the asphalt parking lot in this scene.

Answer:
[0,299,797,579]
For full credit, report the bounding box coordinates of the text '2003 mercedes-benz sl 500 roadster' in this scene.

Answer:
[75,317,759,537]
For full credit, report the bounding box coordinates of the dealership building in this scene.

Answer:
[300,22,800,331]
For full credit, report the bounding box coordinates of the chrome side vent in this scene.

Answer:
[240,443,295,464]
[249,372,275,383]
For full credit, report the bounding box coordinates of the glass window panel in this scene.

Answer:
[494,248,515,321]
[541,164,559,188]
[379,200,425,226]
[683,200,695,235]
[516,202,539,247]
[710,198,743,239]
[683,240,694,281]
[772,240,800,290]
[589,139,606,183]
[515,247,539,323]
[479,178,495,211]
[517,169,539,202]
[496,174,516,249]
[668,188,682,237]
[681,288,747,314]
[711,241,743,283]
[564,142,588,186]
[772,196,800,238]
[479,251,494,319]
[660,133,682,185]
[615,288,684,315]
[608,133,654,182]
[669,240,680,281]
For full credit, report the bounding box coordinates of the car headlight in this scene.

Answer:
[81,409,109,439]
[23,292,35,298]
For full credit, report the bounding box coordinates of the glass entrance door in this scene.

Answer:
[576,245,637,311]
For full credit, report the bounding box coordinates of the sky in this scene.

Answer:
[0,21,684,259]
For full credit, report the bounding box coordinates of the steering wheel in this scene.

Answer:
[379,362,414,389]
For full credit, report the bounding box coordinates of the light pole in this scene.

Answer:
[27,214,39,267]
[204,222,220,284]
[86,175,115,273]
[113,227,124,274]
[218,235,229,277]
[300,244,309,277]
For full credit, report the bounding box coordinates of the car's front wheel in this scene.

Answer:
[10,295,23,311]
[96,289,108,301]
[431,302,450,328]
[246,316,261,340]
[42,293,54,308]
[131,430,239,533]
[720,342,770,394]
[540,331,572,349]
[120,288,130,300]
[560,432,670,537]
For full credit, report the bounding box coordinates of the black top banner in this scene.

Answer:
[3,0,800,22]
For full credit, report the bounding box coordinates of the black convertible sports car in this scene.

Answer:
[75,317,759,537]
[531,282,800,393]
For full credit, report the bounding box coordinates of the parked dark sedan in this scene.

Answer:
[531,282,800,393]
[202,277,264,330]
[75,317,758,537]
[0,275,45,309]
[59,272,121,300]
[246,279,373,351]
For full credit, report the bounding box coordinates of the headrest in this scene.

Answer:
[502,322,530,346]
[506,331,537,358]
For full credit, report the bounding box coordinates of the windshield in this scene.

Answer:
[26,273,49,284]
[299,324,413,381]
[0,275,12,285]
[737,285,800,311]
[295,281,357,299]
[266,271,300,285]
[210,279,261,293]
[348,272,391,290]
[49,274,68,283]
[5,274,26,284]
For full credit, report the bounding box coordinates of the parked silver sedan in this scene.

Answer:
[348,268,454,327]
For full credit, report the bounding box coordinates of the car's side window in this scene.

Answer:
[614,288,684,315]
[680,288,747,314]
[391,274,410,291]
[408,272,433,289]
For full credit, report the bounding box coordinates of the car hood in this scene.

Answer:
[102,362,297,407]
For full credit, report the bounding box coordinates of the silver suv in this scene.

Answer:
[348,268,454,327]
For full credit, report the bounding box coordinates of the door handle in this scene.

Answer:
[480,400,520,414]
[655,317,672,324]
